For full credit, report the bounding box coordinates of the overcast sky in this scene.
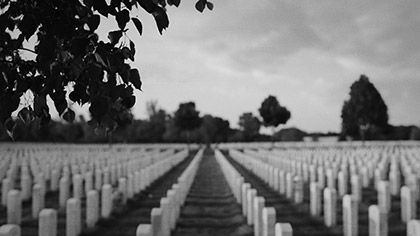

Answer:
[94,0,420,132]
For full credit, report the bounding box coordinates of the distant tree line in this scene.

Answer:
[1,75,419,143]
[0,96,296,143]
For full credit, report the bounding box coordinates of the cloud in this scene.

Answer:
[108,0,420,132]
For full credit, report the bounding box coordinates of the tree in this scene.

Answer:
[173,101,201,145]
[199,115,230,143]
[258,95,291,140]
[145,100,168,142]
[238,112,261,141]
[341,75,389,141]
[0,0,213,140]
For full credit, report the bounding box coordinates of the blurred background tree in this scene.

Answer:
[341,75,389,141]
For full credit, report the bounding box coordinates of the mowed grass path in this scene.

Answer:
[173,148,253,236]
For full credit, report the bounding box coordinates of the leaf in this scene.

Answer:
[51,91,67,115]
[119,64,131,83]
[88,14,101,31]
[171,0,181,7]
[70,38,89,57]
[62,109,75,123]
[93,0,109,17]
[121,47,131,59]
[89,96,110,122]
[19,14,38,40]
[121,96,136,108]
[129,40,136,61]
[152,7,169,34]
[195,0,206,12]
[129,69,142,90]
[116,9,130,30]
[206,1,213,10]
[131,18,143,36]
[34,95,48,117]
[121,85,134,98]
[136,0,157,14]
[108,30,123,45]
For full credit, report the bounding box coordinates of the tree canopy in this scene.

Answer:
[173,101,201,131]
[341,74,389,140]
[0,0,212,139]
[238,112,261,141]
[258,95,291,129]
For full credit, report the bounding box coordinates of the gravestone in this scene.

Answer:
[326,169,335,189]
[66,198,81,236]
[324,187,337,227]
[310,182,321,217]
[50,170,59,191]
[85,172,93,194]
[20,175,32,201]
[2,178,11,206]
[338,171,348,197]
[254,197,265,236]
[351,175,361,202]
[160,198,170,236]
[242,183,251,216]
[59,178,69,208]
[285,173,293,199]
[279,170,286,195]
[275,223,292,236]
[262,207,276,236]
[39,209,57,236]
[32,184,44,219]
[368,205,387,236]
[151,208,163,236]
[127,174,134,199]
[361,167,369,188]
[247,189,257,225]
[317,166,325,189]
[72,174,83,199]
[136,224,152,236]
[294,177,304,204]
[118,178,127,205]
[0,224,20,236]
[401,186,416,222]
[377,181,390,213]
[273,169,279,191]
[407,220,420,236]
[7,190,21,225]
[95,169,102,190]
[389,170,400,196]
[343,194,358,236]
[86,190,99,228]
[101,184,113,218]
[309,165,316,184]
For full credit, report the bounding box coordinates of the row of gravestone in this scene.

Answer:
[0,146,190,236]
[136,148,204,236]
[231,144,420,236]
[243,145,420,222]
[215,149,293,236]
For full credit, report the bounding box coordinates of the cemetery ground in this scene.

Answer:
[225,150,408,236]
[1,142,420,236]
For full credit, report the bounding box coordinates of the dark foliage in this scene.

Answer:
[0,0,212,140]
[341,75,389,140]
[173,102,202,131]
[238,112,261,141]
[258,95,291,129]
